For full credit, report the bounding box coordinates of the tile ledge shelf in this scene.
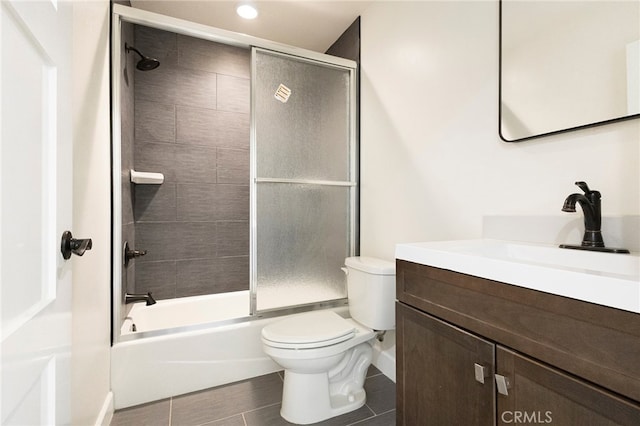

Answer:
[131,169,164,185]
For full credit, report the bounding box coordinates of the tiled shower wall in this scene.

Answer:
[130,25,250,300]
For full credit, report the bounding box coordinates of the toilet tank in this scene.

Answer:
[344,257,396,330]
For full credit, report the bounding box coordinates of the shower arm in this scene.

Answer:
[125,43,145,60]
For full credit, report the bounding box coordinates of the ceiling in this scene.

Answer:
[130,0,371,52]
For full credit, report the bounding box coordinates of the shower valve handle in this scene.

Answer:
[124,241,147,266]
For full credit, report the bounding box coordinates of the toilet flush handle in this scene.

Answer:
[341,267,348,275]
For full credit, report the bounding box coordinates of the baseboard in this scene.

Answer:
[95,391,114,426]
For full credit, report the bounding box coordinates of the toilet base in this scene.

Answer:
[279,343,372,425]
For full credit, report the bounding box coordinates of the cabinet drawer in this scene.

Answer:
[396,260,640,403]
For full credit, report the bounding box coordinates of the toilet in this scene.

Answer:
[261,257,395,425]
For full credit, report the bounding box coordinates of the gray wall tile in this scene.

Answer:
[217,75,250,113]
[175,145,217,183]
[214,110,250,149]
[178,34,250,78]
[215,185,250,220]
[176,107,249,149]
[216,256,249,292]
[177,184,218,222]
[176,68,217,110]
[135,261,177,299]
[134,141,176,182]
[177,184,248,222]
[131,25,250,301]
[217,148,249,184]
[135,64,178,105]
[176,105,219,147]
[135,100,175,144]
[135,222,177,262]
[134,25,178,67]
[122,222,136,298]
[217,221,249,257]
[175,258,217,297]
[175,222,217,260]
[134,183,177,222]
[121,22,136,313]
[121,176,134,226]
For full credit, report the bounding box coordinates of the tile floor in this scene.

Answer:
[111,366,396,426]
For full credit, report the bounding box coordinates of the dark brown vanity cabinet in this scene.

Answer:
[396,260,640,426]
[397,303,495,425]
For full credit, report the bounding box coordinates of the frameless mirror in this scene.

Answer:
[500,0,640,142]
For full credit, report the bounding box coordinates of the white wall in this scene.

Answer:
[71,1,113,424]
[360,1,640,261]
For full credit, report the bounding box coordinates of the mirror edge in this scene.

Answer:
[498,0,640,143]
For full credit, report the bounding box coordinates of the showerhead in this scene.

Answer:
[125,43,160,71]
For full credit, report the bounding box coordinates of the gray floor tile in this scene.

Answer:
[171,373,283,426]
[240,404,285,426]
[366,365,382,378]
[363,374,396,415]
[244,403,375,426]
[110,399,170,426]
[348,410,395,426]
[201,414,246,426]
[112,372,397,426]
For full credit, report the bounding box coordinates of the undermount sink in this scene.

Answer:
[395,239,640,313]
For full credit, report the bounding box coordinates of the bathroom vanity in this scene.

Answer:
[395,241,640,425]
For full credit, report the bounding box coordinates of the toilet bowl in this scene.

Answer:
[261,257,395,425]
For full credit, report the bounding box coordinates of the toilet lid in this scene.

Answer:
[262,311,355,349]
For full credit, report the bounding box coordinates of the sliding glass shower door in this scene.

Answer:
[251,48,357,313]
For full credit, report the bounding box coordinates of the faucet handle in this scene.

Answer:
[575,181,601,200]
[575,181,591,193]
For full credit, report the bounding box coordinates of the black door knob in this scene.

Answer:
[60,231,93,260]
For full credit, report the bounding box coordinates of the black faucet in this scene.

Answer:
[560,181,629,253]
[125,292,157,306]
[561,181,604,248]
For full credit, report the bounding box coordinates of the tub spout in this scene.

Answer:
[125,292,156,306]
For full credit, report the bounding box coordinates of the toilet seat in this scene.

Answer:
[262,311,355,350]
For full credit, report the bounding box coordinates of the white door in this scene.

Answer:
[1,0,74,424]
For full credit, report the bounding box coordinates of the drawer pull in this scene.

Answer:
[474,363,488,384]
[495,374,511,396]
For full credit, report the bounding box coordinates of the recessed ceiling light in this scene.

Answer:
[237,4,258,20]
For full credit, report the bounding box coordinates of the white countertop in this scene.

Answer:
[395,239,640,314]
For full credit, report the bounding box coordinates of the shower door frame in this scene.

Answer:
[111,4,357,342]
[250,47,358,314]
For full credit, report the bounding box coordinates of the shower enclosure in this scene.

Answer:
[111,5,357,343]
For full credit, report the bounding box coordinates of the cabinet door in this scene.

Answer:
[496,347,640,425]
[396,302,495,426]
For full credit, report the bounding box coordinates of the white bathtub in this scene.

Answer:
[120,291,250,336]
[111,291,349,409]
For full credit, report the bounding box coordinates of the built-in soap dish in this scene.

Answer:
[130,169,164,184]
